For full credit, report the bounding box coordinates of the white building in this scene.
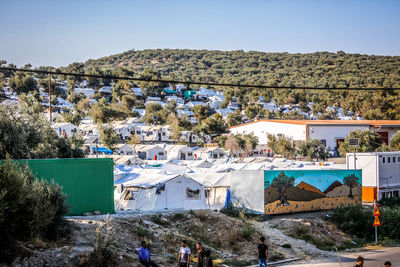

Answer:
[229,120,400,152]
[347,152,400,201]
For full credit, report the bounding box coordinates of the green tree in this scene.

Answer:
[0,104,83,159]
[338,130,384,157]
[99,127,120,151]
[8,72,38,94]
[389,130,400,151]
[142,103,167,125]
[193,104,211,122]
[201,113,227,136]
[120,94,136,111]
[271,171,295,205]
[227,110,242,127]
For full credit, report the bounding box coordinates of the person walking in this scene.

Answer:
[196,242,205,267]
[354,256,364,267]
[257,237,269,267]
[178,240,191,267]
[138,241,159,267]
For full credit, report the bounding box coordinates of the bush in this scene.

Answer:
[330,205,400,243]
[136,225,149,238]
[330,206,374,240]
[0,162,69,263]
[241,223,255,239]
[81,217,117,267]
[379,198,400,208]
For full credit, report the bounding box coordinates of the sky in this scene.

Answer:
[0,0,399,67]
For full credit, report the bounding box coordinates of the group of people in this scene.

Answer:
[354,256,392,267]
[138,237,270,267]
[137,240,213,267]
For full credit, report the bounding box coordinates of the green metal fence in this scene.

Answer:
[22,158,114,216]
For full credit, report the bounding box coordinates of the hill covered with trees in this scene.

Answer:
[77,49,400,119]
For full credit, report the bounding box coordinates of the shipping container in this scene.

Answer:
[21,158,114,215]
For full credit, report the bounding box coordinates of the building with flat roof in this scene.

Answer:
[229,120,400,153]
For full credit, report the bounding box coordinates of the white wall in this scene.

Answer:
[229,171,264,214]
[310,125,369,149]
[230,121,306,144]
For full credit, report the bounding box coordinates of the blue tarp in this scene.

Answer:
[92,147,113,155]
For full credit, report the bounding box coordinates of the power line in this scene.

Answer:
[1,66,400,91]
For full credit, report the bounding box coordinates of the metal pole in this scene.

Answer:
[48,73,52,122]
[374,200,378,244]
[354,146,356,170]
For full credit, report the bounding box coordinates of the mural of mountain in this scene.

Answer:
[265,186,325,204]
[326,183,362,198]
[296,182,325,195]
[323,181,343,194]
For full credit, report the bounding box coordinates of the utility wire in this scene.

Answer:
[1,66,400,91]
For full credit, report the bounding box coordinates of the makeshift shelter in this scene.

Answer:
[187,172,230,210]
[165,145,194,160]
[115,173,207,211]
[116,144,135,155]
[134,145,166,160]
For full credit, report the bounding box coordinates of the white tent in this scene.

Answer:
[115,173,207,211]
[165,145,194,160]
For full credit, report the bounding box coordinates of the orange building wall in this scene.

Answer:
[362,186,377,202]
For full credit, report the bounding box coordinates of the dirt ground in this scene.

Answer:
[10,210,358,267]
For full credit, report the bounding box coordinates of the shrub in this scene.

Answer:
[330,205,400,243]
[173,213,185,220]
[241,223,255,239]
[136,225,149,237]
[81,217,117,267]
[0,162,69,263]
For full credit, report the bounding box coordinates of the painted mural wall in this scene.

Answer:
[264,170,362,214]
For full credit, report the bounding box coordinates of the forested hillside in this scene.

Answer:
[76,49,400,119]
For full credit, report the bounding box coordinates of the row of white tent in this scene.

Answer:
[113,158,346,212]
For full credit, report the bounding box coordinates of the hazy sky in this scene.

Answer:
[0,0,399,67]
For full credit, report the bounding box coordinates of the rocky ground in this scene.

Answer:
[10,210,361,267]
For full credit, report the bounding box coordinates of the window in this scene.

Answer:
[158,152,164,156]
[320,139,327,147]
[213,154,217,158]
[219,153,224,157]
[394,157,396,163]
[186,188,200,199]
[398,157,400,162]
[162,132,166,136]
[383,157,385,163]
[205,189,210,198]
[188,152,193,157]
[136,131,141,135]
[388,157,391,163]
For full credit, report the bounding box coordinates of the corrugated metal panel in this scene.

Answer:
[21,158,114,216]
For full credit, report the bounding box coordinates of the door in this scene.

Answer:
[377,131,389,145]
